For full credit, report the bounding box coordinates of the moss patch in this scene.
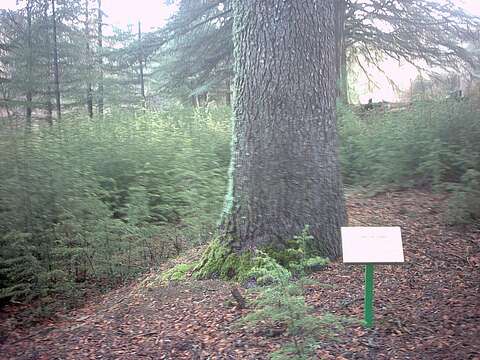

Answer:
[192,233,331,285]
[161,262,198,282]
[193,238,291,285]
[264,240,304,269]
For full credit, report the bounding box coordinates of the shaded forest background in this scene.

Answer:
[0,0,479,316]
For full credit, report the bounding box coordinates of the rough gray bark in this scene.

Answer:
[222,0,347,258]
[335,0,348,103]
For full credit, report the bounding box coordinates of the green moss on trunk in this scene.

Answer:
[193,238,291,285]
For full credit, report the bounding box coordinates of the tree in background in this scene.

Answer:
[147,0,233,105]
[96,0,103,117]
[51,0,60,120]
[0,0,152,123]
[84,0,94,118]
[0,1,52,127]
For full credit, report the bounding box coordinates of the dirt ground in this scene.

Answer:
[1,190,479,359]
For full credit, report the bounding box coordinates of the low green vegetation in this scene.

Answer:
[0,98,478,312]
[339,99,480,224]
[240,281,346,360]
[0,106,230,306]
[191,237,291,285]
[235,228,347,359]
[161,262,198,282]
[191,226,329,286]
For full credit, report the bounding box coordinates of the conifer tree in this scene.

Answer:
[197,0,346,278]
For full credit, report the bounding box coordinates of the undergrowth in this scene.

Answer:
[1,97,478,315]
[0,106,230,307]
[338,99,480,225]
[235,227,349,359]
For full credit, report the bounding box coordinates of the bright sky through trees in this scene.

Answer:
[100,0,178,30]
[1,0,477,103]
[0,0,178,30]
[355,0,479,103]
[1,1,477,26]
[460,0,480,16]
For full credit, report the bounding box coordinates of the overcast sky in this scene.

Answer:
[460,0,480,16]
[0,0,177,31]
[1,0,479,29]
[100,0,178,31]
[1,0,478,103]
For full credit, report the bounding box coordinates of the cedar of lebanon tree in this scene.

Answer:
[196,0,346,276]
[154,0,480,105]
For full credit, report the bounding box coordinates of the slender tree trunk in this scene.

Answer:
[26,1,33,129]
[219,0,346,257]
[97,0,104,118]
[85,0,93,118]
[335,0,348,103]
[138,21,146,108]
[44,1,53,125]
[51,0,61,120]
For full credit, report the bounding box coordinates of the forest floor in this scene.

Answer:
[1,190,479,359]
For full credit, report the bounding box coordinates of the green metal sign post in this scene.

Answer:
[364,264,374,328]
[341,227,405,330]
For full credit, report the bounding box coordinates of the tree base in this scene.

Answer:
[193,237,291,285]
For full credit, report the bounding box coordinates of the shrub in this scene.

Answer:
[0,106,230,304]
[447,169,480,225]
[338,99,480,189]
[338,99,480,224]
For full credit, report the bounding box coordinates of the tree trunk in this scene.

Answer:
[44,0,53,125]
[85,0,93,118]
[335,0,348,103]
[220,0,346,257]
[97,0,104,118]
[138,21,146,108]
[52,0,61,120]
[26,1,33,129]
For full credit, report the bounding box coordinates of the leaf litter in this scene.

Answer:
[1,190,478,359]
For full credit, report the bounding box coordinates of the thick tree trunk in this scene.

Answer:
[221,0,346,258]
[52,0,61,120]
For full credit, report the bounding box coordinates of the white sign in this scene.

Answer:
[341,227,404,264]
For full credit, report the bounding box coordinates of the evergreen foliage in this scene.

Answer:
[148,0,480,101]
[241,281,344,359]
[0,96,478,310]
[0,1,151,123]
[238,228,345,359]
[338,99,480,224]
[0,106,230,303]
